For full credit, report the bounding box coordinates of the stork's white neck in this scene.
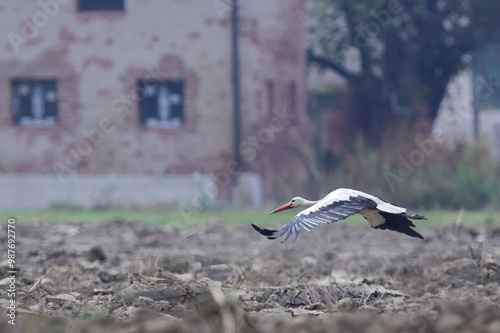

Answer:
[294,198,319,208]
[304,199,319,207]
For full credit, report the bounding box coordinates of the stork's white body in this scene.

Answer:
[299,188,406,227]
[252,188,425,243]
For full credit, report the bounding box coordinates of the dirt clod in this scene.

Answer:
[88,246,107,262]
[1,220,500,332]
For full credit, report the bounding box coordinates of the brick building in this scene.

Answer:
[0,0,311,208]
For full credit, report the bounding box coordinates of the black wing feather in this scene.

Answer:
[375,212,425,239]
[251,224,278,239]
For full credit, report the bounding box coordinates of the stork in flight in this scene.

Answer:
[252,188,426,243]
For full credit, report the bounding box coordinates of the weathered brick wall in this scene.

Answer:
[0,0,309,201]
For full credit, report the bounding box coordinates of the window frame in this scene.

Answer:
[137,79,185,129]
[11,78,59,127]
[265,79,275,118]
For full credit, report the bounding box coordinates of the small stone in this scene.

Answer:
[132,296,162,311]
[337,298,359,312]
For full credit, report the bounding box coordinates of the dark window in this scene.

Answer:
[287,81,296,124]
[12,79,58,126]
[265,80,274,116]
[78,0,124,11]
[138,80,184,128]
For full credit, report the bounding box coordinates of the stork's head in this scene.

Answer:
[269,197,307,214]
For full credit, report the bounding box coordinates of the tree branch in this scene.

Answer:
[307,49,360,83]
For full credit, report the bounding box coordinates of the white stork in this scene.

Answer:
[252,188,426,243]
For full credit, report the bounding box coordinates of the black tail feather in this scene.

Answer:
[404,213,427,220]
[377,212,425,239]
[251,224,279,239]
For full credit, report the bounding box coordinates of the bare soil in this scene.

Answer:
[1,218,500,332]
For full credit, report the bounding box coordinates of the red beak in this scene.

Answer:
[269,202,292,215]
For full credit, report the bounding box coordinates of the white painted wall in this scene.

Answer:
[433,69,475,149]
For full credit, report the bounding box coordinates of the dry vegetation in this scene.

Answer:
[318,134,500,210]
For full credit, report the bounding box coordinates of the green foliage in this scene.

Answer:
[321,142,500,210]
[450,149,499,208]
[395,148,500,210]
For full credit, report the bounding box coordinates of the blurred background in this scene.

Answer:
[5,2,500,331]
[1,0,500,221]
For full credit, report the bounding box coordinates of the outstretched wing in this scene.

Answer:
[252,195,377,243]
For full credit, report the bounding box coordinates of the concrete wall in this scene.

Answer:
[0,174,214,209]
[0,0,310,204]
